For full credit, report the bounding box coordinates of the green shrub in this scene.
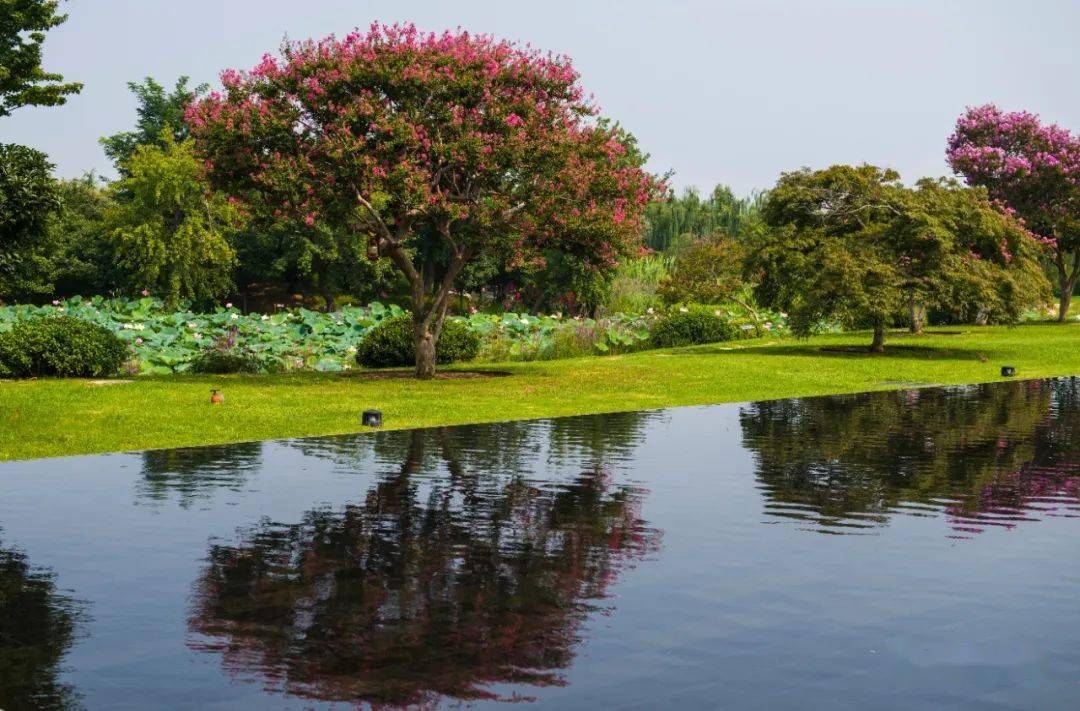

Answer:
[189,348,267,374]
[601,254,671,315]
[659,234,748,306]
[356,314,480,368]
[0,316,128,378]
[650,305,738,348]
[188,326,272,374]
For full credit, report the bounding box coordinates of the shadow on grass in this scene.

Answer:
[695,342,987,362]
[339,368,513,381]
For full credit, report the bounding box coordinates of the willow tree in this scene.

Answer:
[188,23,661,377]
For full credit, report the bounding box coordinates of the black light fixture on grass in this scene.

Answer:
[1001,366,1016,377]
[362,409,383,427]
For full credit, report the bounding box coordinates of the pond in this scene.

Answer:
[1,377,1078,709]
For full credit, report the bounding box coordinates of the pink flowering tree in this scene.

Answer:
[947,105,1080,321]
[186,23,661,377]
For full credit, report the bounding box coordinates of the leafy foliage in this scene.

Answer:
[903,178,1050,326]
[0,143,63,301]
[750,164,1049,350]
[468,310,656,361]
[601,254,671,315]
[0,296,782,374]
[649,305,739,348]
[0,315,127,377]
[0,297,406,374]
[105,132,240,307]
[0,0,82,116]
[659,234,746,305]
[45,173,117,297]
[356,313,479,368]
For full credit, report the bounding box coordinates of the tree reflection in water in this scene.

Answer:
[136,442,263,508]
[188,417,660,707]
[0,537,86,711]
[740,377,1080,536]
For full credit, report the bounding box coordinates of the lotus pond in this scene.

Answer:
[0,297,784,374]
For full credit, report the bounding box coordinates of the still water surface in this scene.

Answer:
[1,378,1078,709]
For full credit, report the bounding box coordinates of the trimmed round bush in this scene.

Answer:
[189,348,267,374]
[356,314,480,368]
[0,316,128,378]
[649,305,738,348]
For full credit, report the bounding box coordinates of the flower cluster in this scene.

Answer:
[186,22,664,276]
[947,104,1080,244]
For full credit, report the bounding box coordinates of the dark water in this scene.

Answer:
[1,378,1078,710]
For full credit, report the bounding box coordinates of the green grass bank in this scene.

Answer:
[2,323,1078,461]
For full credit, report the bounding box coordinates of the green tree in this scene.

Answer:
[0,173,119,302]
[658,233,747,305]
[47,173,117,297]
[100,76,208,173]
[750,165,1049,351]
[106,131,239,307]
[0,0,81,116]
[0,143,60,301]
[900,178,1050,331]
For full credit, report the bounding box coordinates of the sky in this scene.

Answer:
[3,0,1079,195]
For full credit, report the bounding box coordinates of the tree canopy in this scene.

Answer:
[0,143,60,301]
[100,76,208,173]
[750,164,1048,351]
[105,131,239,307]
[947,104,1080,321]
[0,0,81,117]
[188,22,661,376]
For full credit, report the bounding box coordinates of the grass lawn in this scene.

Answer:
[2,323,1078,461]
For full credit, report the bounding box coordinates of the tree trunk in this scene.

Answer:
[908,298,924,334]
[414,321,437,379]
[870,322,886,353]
[317,279,336,312]
[1055,250,1079,323]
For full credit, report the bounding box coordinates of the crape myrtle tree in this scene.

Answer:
[947,105,1080,321]
[750,165,1048,352]
[187,23,662,378]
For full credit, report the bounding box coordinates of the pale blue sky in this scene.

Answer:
[3,0,1078,194]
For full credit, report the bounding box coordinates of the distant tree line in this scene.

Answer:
[643,185,764,252]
